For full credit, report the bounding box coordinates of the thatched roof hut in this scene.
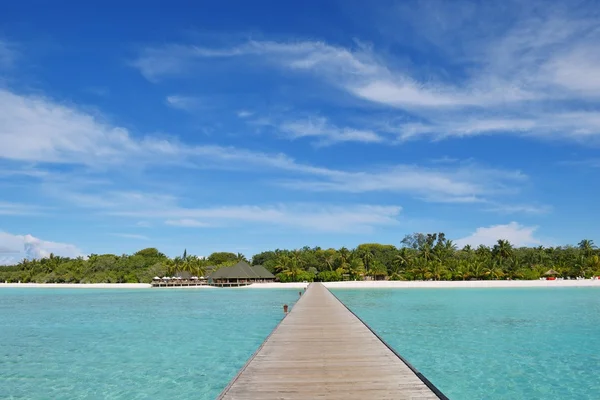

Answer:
[209,261,275,281]
[544,269,560,276]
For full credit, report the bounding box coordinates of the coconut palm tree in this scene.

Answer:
[394,247,412,275]
[348,257,365,280]
[360,251,374,274]
[493,240,514,262]
[430,260,446,281]
[578,239,596,257]
[411,258,429,280]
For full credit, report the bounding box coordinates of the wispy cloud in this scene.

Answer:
[165,95,203,111]
[0,88,296,169]
[0,201,44,216]
[251,115,385,145]
[165,219,210,227]
[278,117,384,145]
[277,162,527,203]
[54,190,402,232]
[237,110,254,118]
[131,4,600,144]
[455,222,542,248]
[1,87,532,206]
[484,203,553,215]
[114,204,402,233]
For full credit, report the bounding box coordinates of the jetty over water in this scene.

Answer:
[219,282,447,399]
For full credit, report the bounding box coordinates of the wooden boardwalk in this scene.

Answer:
[218,283,447,399]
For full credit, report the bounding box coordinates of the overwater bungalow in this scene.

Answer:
[208,261,275,287]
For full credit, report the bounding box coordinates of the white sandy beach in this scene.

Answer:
[247,280,600,289]
[0,283,152,289]
[2,280,600,289]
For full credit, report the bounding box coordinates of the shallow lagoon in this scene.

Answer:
[1,288,296,399]
[2,287,600,399]
[333,288,600,399]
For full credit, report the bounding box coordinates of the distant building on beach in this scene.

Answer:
[208,261,275,287]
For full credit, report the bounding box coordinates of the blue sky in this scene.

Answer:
[1,0,599,263]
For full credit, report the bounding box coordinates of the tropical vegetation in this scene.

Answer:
[1,233,599,283]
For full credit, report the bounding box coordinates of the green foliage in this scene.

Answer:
[317,270,342,282]
[134,248,166,258]
[1,235,599,284]
[207,252,238,265]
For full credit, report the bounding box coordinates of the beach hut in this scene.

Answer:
[174,271,192,280]
[544,269,560,280]
[208,261,275,286]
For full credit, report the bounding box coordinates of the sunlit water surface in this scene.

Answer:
[333,287,600,399]
[1,288,296,399]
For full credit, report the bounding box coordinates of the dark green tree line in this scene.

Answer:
[1,235,599,283]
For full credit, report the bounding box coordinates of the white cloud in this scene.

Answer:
[0,88,300,169]
[0,201,42,215]
[485,203,552,215]
[131,5,600,142]
[278,163,526,203]
[0,84,539,217]
[237,110,254,118]
[110,203,402,232]
[0,87,529,205]
[278,117,384,145]
[455,222,542,248]
[0,231,85,265]
[165,95,202,111]
[165,219,210,227]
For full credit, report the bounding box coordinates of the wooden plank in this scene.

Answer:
[218,283,447,400]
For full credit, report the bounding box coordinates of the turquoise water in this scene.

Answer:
[0,288,296,399]
[333,288,600,399]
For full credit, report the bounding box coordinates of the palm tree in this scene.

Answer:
[280,251,304,281]
[163,258,176,276]
[360,251,374,274]
[587,255,600,274]
[430,260,446,281]
[274,254,290,275]
[338,247,351,264]
[419,244,437,263]
[236,252,247,262]
[324,254,337,271]
[484,262,504,280]
[468,260,485,280]
[493,240,513,262]
[185,255,206,277]
[411,258,429,280]
[394,247,412,275]
[578,239,596,257]
[348,257,365,280]
[370,261,388,280]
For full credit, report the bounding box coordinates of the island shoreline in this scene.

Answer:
[2,280,600,289]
